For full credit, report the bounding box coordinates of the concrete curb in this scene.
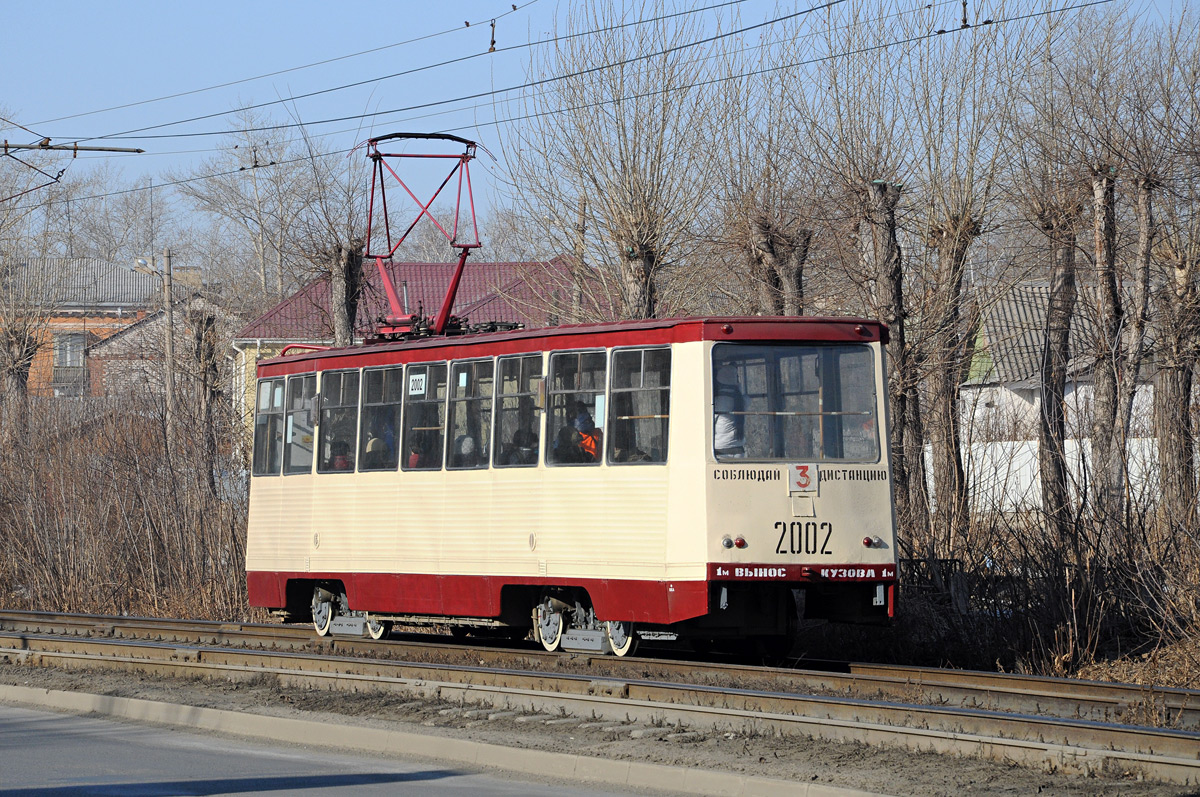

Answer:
[0,684,891,797]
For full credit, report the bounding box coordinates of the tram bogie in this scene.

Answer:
[246,316,899,653]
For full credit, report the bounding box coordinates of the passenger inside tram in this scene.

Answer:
[567,400,602,461]
[554,425,591,463]
[329,441,353,471]
[713,365,747,458]
[501,429,538,465]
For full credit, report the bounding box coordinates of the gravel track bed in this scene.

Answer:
[0,661,1185,796]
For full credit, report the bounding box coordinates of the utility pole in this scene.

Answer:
[132,247,176,459]
[163,246,175,449]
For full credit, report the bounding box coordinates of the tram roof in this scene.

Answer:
[257,316,888,376]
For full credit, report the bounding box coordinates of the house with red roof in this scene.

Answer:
[229,259,571,424]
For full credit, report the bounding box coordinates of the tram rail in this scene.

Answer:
[0,611,1198,785]
[1,610,1195,730]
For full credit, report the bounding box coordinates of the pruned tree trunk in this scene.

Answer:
[1088,165,1124,526]
[0,335,37,447]
[860,180,929,536]
[330,240,364,347]
[621,242,658,319]
[0,368,30,447]
[1155,237,1199,534]
[749,213,811,316]
[926,213,980,557]
[189,306,221,497]
[571,197,587,322]
[1114,174,1154,469]
[1038,211,1079,543]
[779,232,811,316]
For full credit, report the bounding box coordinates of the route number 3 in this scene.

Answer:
[790,463,817,493]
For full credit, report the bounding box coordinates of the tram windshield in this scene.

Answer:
[712,343,879,463]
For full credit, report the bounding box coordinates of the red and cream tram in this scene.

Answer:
[245,316,898,655]
[245,133,897,656]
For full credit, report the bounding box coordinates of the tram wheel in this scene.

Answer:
[366,618,391,640]
[312,591,335,637]
[604,621,638,657]
[536,602,564,652]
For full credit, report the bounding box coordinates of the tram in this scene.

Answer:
[245,316,899,655]
[243,134,898,656]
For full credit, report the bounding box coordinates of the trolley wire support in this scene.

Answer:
[363,132,483,339]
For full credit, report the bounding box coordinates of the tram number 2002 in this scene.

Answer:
[775,521,834,556]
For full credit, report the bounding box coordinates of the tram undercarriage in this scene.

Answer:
[274,577,888,658]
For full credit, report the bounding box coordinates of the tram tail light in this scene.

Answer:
[862,536,883,548]
[721,536,734,549]
[733,536,747,549]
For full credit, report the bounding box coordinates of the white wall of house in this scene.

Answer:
[952,437,1162,514]
[960,381,1155,443]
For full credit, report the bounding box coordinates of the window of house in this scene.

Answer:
[608,348,670,464]
[252,378,286,476]
[547,350,606,466]
[54,332,86,367]
[283,374,317,474]
[317,370,360,473]
[402,362,447,470]
[493,354,542,468]
[447,359,493,470]
[359,367,403,471]
[52,332,88,395]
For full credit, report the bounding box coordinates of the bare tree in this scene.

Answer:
[792,3,929,537]
[173,116,309,306]
[502,0,721,320]
[1148,14,1200,535]
[1053,9,1160,530]
[292,126,369,345]
[711,50,814,317]
[1154,193,1200,534]
[0,261,56,442]
[905,8,1024,558]
[1009,13,1090,543]
[0,127,68,439]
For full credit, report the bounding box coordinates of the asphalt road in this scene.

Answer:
[0,704,627,796]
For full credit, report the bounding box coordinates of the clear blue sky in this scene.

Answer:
[0,0,1180,213]
[3,2,568,188]
[1,0,787,206]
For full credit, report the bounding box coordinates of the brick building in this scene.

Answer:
[1,258,161,397]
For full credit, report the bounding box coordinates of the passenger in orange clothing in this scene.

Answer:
[568,400,602,463]
[554,425,590,463]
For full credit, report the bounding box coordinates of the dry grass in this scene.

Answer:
[0,393,248,620]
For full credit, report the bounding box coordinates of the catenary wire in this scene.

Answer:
[24,2,540,128]
[60,0,748,145]
[12,0,1110,210]
[46,0,964,163]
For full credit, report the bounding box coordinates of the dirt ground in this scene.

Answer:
[0,660,1191,797]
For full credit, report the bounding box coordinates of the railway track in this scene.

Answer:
[2,610,1198,785]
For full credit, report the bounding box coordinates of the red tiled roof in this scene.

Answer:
[235,259,566,341]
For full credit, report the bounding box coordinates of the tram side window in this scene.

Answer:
[317,370,361,473]
[493,354,542,467]
[447,360,493,469]
[252,378,286,476]
[283,374,317,474]
[547,351,605,465]
[402,363,447,470]
[359,367,403,471]
[608,348,670,464]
